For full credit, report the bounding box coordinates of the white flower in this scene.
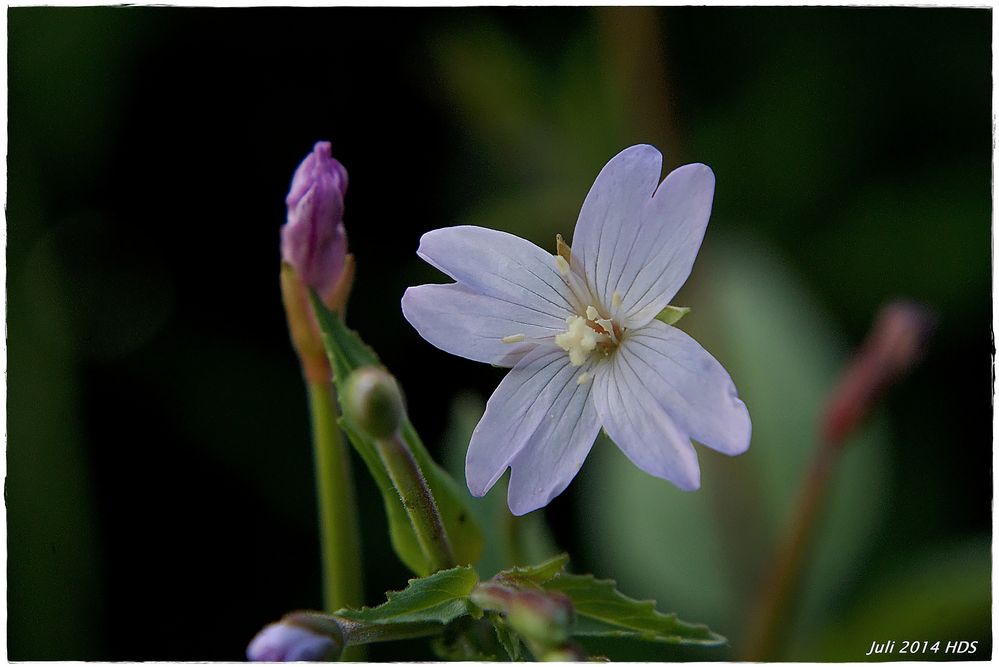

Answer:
[402,145,751,515]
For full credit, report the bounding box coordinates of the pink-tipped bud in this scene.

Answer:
[822,300,936,445]
[281,141,349,297]
[507,589,575,646]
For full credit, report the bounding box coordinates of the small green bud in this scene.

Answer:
[343,366,406,438]
[507,589,574,646]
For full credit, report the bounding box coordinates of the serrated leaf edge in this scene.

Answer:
[546,573,726,646]
[335,565,479,625]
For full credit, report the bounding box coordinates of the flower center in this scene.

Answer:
[555,305,622,366]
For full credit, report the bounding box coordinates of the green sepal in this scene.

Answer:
[655,304,691,325]
[494,553,569,587]
[337,565,481,626]
[544,573,725,646]
[309,293,484,575]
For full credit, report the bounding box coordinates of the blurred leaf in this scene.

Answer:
[460,188,583,249]
[544,573,726,646]
[430,21,550,172]
[311,295,484,575]
[337,566,480,626]
[803,538,991,661]
[581,234,891,652]
[429,17,629,246]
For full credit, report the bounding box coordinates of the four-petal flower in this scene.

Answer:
[402,145,751,515]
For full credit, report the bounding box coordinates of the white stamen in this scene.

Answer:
[612,291,622,310]
[577,372,591,385]
[555,255,570,276]
[555,315,600,366]
[501,333,526,344]
[557,306,624,366]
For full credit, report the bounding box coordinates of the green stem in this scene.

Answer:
[308,381,364,612]
[374,431,456,572]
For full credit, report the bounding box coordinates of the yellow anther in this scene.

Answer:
[577,372,592,385]
[612,291,622,310]
[586,305,600,321]
[502,333,526,344]
[556,233,572,263]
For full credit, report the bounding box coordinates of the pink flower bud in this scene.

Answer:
[822,300,936,445]
[281,141,349,297]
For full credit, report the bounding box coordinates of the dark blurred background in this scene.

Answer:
[7,6,991,661]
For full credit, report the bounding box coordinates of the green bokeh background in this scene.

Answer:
[7,6,991,661]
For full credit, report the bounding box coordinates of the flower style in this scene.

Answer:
[402,145,751,515]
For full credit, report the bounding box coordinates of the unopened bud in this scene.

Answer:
[507,589,574,646]
[281,141,349,298]
[822,300,936,445]
[344,367,406,438]
[247,617,343,662]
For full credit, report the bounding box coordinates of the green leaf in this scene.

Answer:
[544,573,725,646]
[337,565,480,626]
[491,616,523,661]
[310,295,484,575]
[654,305,690,325]
[494,553,569,586]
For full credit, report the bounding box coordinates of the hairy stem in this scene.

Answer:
[375,431,456,572]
